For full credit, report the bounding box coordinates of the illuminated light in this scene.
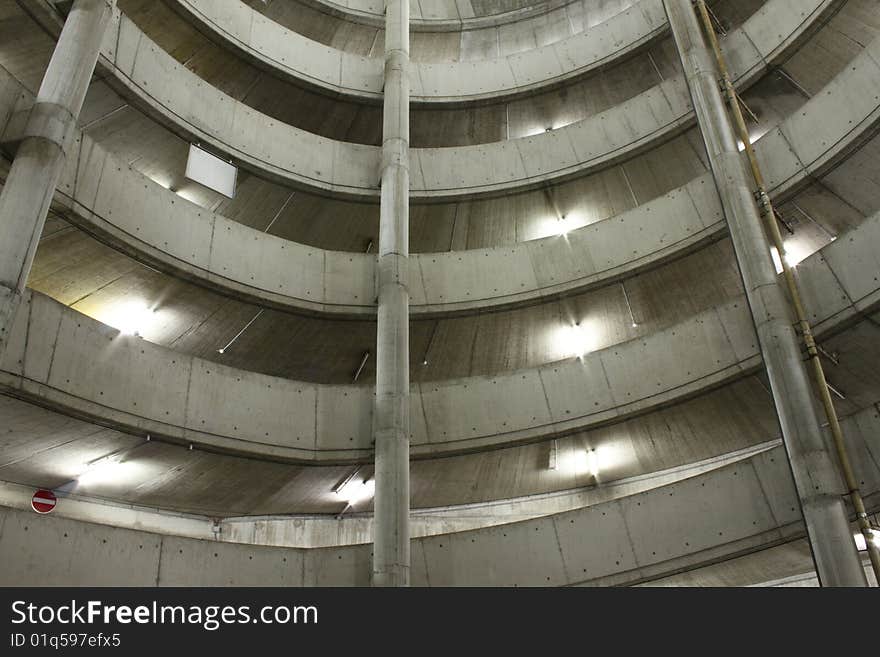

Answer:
[533,213,589,240]
[556,443,629,476]
[551,118,577,131]
[558,450,590,475]
[557,448,601,478]
[558,216,570,236]
[770,240,812,274]
[736,127,768,152]
[523,126,549,137]
[77,459,140,487]
[553,320,601,359]
[587,449,600,478]
[335,478,375,505]
[854,531,879,552]
[782,240,810,268]
[146,173,175,190]
[174,185,206,205]
[101,299,157,337]
[559,213,587,235]
[770,247,784,275]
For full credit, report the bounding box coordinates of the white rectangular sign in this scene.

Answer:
[185,144,237,198]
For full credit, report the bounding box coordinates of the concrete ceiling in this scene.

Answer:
[10,128,877,385]
[3,371,874,515]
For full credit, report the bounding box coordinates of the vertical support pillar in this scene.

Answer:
[663,0,866,586]
[372,0,410,587]
[0,0,115,354]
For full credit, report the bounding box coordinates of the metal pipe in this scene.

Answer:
[353,351,370,383]
[372,0,411,587]
[693,0,879,585]
[217,309,264,355]
[663,0,867,586]
[263,191,295,232]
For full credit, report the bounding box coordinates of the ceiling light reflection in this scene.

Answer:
[99,299,158,337]
[782,239,810,268]
[556,445,626,479]
[77,459,141,487]
[770,239,813,274]
[532,213,588,240]
[335,478,375,505]
[553,320,601,359]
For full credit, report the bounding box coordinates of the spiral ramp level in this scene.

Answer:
[0,0,878,586]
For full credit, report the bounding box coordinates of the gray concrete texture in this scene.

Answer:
[1,427,878,585]
[0,36,873,398]
[2,0,865,257]
[0,32,874,323]
[169,0,667,101]
[251,1,762,52]
[0,378,799,515]
[664,0,863,586]
[0,0,114,356]
[78,0,838,199]
[1,212,878,462]
[0,0,877,586]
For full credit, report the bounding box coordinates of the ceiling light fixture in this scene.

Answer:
[554,320,600,359]
[335,477,375,505]
[102,299,156,337]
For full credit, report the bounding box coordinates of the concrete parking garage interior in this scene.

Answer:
[0,0,878,586]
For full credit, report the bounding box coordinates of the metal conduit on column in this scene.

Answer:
[372,0,411,587]
[0,0,116,356]
[662,0,867,586]
[692,0,880,585]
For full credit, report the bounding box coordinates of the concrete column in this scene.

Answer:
[663,0,866,586]
[0,0,115,355]
[372,0,410,587]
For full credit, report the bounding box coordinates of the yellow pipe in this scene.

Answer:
[694,0,880,584]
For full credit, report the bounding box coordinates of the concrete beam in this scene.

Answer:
[0,0,115,356]
[293,0,584,32]
[2,34,877,321]
[0,439,782,547]
[1,211,878,463]
[169,0,667,103]
[663,0,866,586]
[1,428,877,585]
[87,0,835,202]
[373,0,411,587]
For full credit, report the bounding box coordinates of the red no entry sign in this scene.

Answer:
[31,489,57,514]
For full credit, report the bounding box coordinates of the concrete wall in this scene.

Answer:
[0,441,778,547]
[297,0,635,40]
[0,212,878,462]
[0,377,789,513]
[2,431,878,585]
[0,292,755,460]
[95,0,834,200]
[296,0,599,28]
[5,32,877,320]
[172,0,664,102]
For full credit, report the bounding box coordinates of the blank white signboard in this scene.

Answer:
[185,144,237,198]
